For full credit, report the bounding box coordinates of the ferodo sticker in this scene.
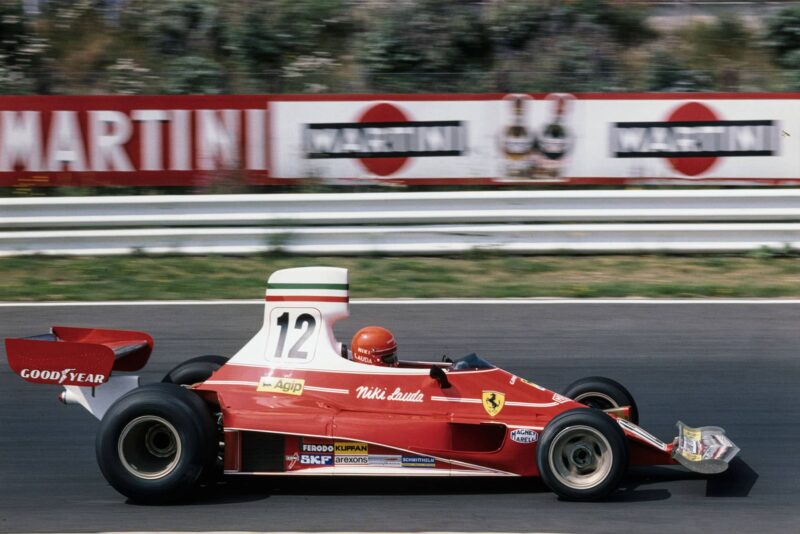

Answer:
[510,428,539,444]
[334,441,368,455]
[257,376,305,395]
[301,442,334,453]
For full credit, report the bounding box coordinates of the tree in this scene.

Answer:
[0,1,49,93]
[766,6,800,61]
[359,0,492,92]
[647,49,714,92]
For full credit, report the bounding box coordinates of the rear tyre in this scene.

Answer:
[537,408,629,501]
[96,383,218,504]
[563,376,639,425]
[162,355,228,386]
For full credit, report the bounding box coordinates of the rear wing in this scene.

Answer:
[5,326,153,387]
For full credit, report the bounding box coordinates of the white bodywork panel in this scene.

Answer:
[62,375,140,419]
[226,266,430,376]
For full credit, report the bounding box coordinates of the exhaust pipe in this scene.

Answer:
[58,389,82,405]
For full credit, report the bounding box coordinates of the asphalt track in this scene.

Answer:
[1,301,798,533]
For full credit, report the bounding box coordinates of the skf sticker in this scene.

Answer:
[300,454,333,465]
[257,376,305,395]
[482,390,505,417]
[510,428,539,444]
[334,441,368,455]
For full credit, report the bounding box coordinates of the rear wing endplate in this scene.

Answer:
[5,326,153,387]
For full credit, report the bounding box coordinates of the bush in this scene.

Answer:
[163,55,227,94]
[488,0,549,51]
[226,0,352,78]
[647,49,714,92]
[125,0,224,57]
[0,1,49,93]
[766,6,800,60]
[359,0,493,92]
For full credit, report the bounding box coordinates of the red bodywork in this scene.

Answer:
[2,268,736,485]
[195,359,675,477]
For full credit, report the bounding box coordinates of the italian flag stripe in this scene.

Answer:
[266,296,349,303]
[267,283,349,290]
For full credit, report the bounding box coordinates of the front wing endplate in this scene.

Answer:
[673,421,740,474]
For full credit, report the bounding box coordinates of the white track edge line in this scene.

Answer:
[3,298,800,307]
[89,532,561,534]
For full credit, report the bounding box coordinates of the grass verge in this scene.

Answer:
[2,253,800,301]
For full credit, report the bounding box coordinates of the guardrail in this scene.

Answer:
[5,190,800,229]
[2,190,800,256]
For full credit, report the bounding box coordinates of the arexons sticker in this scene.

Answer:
[335,455,369,465]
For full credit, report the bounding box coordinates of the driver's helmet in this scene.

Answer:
[351,326,398,367]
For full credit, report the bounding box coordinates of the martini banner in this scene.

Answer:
[0,93,794,187]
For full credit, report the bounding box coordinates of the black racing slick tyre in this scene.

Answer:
[537,408,629,501]
[96,383,218,504]
[562,376,639,425]
[161,355,229,386]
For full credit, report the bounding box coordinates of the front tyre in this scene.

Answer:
[563,376,639,425]
[96,383,218,504]
[537,408,629,501]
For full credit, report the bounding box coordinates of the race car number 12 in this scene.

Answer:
[274,312,317,359]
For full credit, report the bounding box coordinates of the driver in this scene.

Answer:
[350,326,398,367]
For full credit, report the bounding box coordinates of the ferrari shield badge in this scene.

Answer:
[482,390,505,417]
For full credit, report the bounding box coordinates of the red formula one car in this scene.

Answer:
[4,267,739,503]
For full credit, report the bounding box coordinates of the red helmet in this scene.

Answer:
[351,326,398,367]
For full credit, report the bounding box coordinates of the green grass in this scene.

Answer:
[2,254,800,301]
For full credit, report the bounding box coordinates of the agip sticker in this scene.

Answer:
[257,376,305,395]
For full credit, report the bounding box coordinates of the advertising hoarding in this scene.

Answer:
[0,92,796,187]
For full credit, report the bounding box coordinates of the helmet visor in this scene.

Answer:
[381,351,398,366]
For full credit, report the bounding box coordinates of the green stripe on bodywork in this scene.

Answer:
[267,283,349,290]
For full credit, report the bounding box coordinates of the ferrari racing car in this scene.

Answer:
[4,266,739,503]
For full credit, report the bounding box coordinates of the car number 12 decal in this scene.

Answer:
[267,308,321,361]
